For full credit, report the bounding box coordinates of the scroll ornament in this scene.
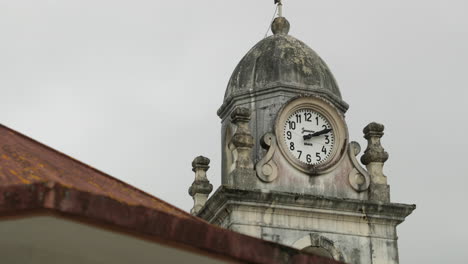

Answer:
[256,133,278,183]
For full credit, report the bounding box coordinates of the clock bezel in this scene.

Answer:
[275,96,348,175]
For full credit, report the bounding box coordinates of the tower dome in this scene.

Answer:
[220,17,348,115]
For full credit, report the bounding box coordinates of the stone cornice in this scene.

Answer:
[218,83,349,120]
[198,186,415,225]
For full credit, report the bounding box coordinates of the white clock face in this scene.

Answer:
[283,108,335,165]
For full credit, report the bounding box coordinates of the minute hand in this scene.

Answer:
[303,128,333,140]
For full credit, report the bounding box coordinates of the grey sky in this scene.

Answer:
[1,0,467,262]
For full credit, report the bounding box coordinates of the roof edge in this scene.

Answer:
[0,183,344,264]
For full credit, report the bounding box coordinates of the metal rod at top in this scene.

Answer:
[275,0,283,17]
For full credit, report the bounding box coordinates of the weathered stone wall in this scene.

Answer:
[198,187,414,264]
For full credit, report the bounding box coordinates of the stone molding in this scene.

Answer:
[198,187,415,227]
[218,84,349,120]
[222,202,405,239]
[292,234,345,262]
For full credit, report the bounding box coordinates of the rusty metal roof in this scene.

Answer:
[0,124,344,264]
[0,124,190,218]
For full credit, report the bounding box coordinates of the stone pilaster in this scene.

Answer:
[361,122,390,202]
[229,107,256,188]
[188,156,213,215]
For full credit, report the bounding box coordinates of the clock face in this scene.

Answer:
[283,108,335,165]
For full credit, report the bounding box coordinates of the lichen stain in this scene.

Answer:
[28,171,42,181]
[351,248,361,264]
[1,154,9,160]
[9,169,31,184]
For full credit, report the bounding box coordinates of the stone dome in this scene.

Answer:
[222,17,348,113]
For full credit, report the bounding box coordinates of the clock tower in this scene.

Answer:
[189,14,415,264]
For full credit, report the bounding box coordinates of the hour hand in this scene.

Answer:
[303,128,333,140]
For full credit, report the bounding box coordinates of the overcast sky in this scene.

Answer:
[1,0,467,263]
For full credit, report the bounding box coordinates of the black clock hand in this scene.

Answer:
[314,128,333,136]
[303,128,333,140]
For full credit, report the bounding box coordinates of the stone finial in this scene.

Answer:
[271,17,290,35]
[361,123,389,165]
[229,107,256,187]
[361,122,390,202]
[188,156,213,215]
[192,156,210,173]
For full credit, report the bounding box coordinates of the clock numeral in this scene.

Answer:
[297,150,302,159]
[304,113,312,122]
[325,135,330,144]
[286,131,292,140]
[322,146,327,154]
[316,153,322,161]
[322,125,328,130]
[288,121,296,130]
[290,142,295,151]
[315,116,319,125]
[306,154,312,164]
[295,114,302,123]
